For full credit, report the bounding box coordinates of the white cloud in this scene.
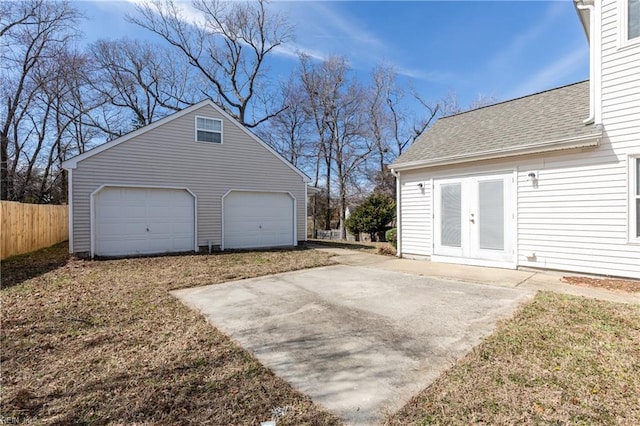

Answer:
[488,2,566,71]
[273,43,327,62]
[272,2,388,64]
[506,47,588,98]
[395,66,456,84]
[308,2,386,52]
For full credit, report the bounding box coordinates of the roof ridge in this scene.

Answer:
[441,79,589,120]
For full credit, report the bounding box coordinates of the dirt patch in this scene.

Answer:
[561,276,640,294]
[307,239,394,254]
[1,247,341,425]
[386,292,640,425]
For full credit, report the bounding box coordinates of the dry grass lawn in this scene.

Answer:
[386,291,640,425]
[1,243,341,425]
[3,242,639,425]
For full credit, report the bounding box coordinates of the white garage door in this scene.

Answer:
[223,191,294,249]
[94,187,195,256]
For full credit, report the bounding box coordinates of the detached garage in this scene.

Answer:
[63,99,311,258]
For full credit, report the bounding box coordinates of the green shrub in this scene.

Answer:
[345,193,395,241]
[386,228,397,248]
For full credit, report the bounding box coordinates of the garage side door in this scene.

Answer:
[95,187,195,256]
[224,191,294,249]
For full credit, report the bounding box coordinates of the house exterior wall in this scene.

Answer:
[398,169,433,257]
[398,141,639,279]
[69,104,307,254]
[397,0,640,279]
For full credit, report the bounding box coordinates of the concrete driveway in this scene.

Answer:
[173,263,534,425]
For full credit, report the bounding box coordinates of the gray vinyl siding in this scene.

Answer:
[70,104,306,253]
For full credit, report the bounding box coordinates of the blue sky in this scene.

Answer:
[77,0,589,109]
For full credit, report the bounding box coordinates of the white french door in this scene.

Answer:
[433,173,515,266]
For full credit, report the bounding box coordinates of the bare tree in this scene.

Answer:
[297,55,342,232]
[0,1,39,39]
[257,76,313,170]
[91,39,165,129]
[330,81,373,239]
[127,0,293,127]
[1,0,82,200]
[410,91,440,141]
[297,55,374,239]
[367,64,394,176]
[438,90,497,117]
[469,92,498,110]
[89,38,197,136]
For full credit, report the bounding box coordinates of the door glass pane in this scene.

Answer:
[636,158,639,195]
[629,0,640,40]
[479,180,504,250]
[636,199,640,238]
[637,159,639,237]
[441,183,461,247]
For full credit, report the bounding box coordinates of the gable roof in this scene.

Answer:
[62,99,310,182]
[391,81,602,171]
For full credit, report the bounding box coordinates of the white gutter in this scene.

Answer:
[391,132,601,172]
[390,168,401,257]
[576,0,596,124]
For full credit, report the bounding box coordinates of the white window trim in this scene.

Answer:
[195,116,223,144]
[630,155,640,243]
[619,0,640,49]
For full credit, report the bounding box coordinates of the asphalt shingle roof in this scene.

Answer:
[392,81,598,168]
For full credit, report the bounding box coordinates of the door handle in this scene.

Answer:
[470,213,475,224]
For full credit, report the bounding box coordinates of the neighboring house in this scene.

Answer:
[62,100,311,257]
[390,0,640,279]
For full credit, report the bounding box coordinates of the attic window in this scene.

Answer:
[629,0,640,40]
[196,117,222,143]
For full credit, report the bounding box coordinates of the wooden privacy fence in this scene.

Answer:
[1,201,68,260]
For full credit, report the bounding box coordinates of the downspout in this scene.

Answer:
[390,168,401,257]
[576,0,596,124]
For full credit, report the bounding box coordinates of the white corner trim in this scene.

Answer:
[67,169,73,254]
[390,168,402,257]
[89,184,197,258]
[292,193,298,247]
[304,184,308,241]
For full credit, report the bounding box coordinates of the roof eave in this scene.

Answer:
[307,186,322,195]
[389,132,602,172]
